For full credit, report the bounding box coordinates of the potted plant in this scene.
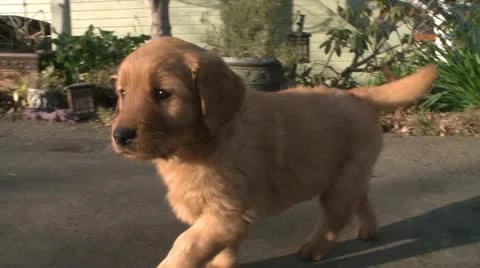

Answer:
[40,26,149,116]
[201,0,297,91]
[79,65,118,108]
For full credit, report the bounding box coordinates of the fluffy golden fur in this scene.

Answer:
[111,36,438,268]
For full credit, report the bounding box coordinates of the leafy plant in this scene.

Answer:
[443,1,480,53]
[80,66,118,108]
[364,60,420,86]
[44,25,149,85]
[420,47,480,111]
[14,67,63,92]
[417,1,480,112]
[200,0,297,63]
[313,0,442,89]
[36,66,66,89]
[11,81,29,108]
[294,64,322,87]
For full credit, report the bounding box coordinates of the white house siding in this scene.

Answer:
[0,0,52,22]
[293,0,360,76]
[1,0,366,78]
[70,0,221,46]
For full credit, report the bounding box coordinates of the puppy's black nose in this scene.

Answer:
[113,127,137,146]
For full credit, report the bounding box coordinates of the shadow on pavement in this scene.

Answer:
[243,196,480,268]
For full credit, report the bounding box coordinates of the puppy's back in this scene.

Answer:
[232,88,382,212]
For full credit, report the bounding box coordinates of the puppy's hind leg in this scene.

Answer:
[297,161,374,261]
[297,191,354,261]
[356,194,377,241]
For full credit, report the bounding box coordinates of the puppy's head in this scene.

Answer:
[111,37,246,160]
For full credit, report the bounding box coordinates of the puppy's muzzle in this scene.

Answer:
[113,127,137,147]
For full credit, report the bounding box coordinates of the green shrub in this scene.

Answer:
[200,0,297,65]
[417,1,480,112]
[44,25,149,85]
[313,0,433,89]
[363,61,423,87]
[420,47,480,112]
[445,1,480,54]
[36,25,149,108]
[201,0,279,57]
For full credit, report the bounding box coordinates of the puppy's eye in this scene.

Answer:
[153,88,171,100]
[118,89,126,97]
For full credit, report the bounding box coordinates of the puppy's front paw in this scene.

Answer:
[297,238,335,262]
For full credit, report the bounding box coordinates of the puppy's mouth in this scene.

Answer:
[111,139,140,157]
[115,148,155,160]
[112,145,137,157]
[112,142,175,160]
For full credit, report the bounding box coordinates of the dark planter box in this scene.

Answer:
[65,83,97,120]
[222,57,288,92]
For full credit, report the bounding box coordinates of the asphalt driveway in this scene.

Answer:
[1,119,479,268]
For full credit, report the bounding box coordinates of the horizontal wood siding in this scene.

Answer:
[1,0,367,78]
[0,0,51,22]
[293,0,357,73]
[70,0,221,45]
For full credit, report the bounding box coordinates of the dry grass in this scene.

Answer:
[381,109,480,137]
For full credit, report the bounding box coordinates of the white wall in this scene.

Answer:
[0,0,52,22]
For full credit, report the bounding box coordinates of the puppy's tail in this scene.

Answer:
[349,64,438,112]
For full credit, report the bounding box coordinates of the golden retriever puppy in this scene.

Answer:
[111,36,437,268]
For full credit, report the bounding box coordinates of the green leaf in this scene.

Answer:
[320,39,332,54]
[420,47,480,111]
[337,6,345,18]
[335,45,342,57]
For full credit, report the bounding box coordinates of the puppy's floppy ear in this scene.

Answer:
[188,52,246,133]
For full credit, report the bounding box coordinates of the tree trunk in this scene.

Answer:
[145,0,172,38]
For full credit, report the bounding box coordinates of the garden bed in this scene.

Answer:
[382,109,480,137]
[82,108,480,137]
[3,108,480,137]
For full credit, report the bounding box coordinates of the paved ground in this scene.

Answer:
[1,119,479,268]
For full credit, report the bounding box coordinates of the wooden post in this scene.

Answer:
[50,0,71,36]
[145,0,172,38]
